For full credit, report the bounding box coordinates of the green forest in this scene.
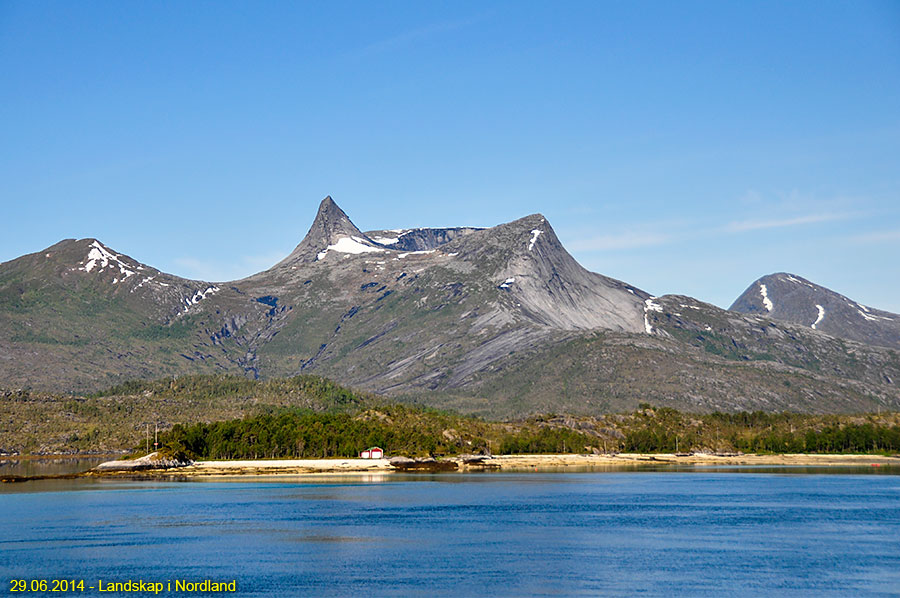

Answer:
[159,405,600,460]
[621,407,900,454]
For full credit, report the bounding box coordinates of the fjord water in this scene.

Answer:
[0,457,111,477]
[2,472,899,597]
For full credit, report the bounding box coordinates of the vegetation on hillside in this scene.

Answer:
[158,403,598,460]
[0,374,374,455]
[3,375,899,457]
[91,374,366,409]
[620,406,900,454]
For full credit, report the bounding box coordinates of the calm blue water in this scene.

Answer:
[2,471,900,597]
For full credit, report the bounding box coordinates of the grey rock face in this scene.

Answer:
[441,213,649,332]
[363,227,483,251]
[730,273,900,349]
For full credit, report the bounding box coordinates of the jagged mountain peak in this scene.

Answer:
[277,196,384,265]
[307,196,365,242]
[731,272,900,349]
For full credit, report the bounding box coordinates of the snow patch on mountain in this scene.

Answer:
[643,297,663,334]
[131,276,155,293]
[812,305,825,329]
[372,236,400,245]
[857,305,895,322]
[182,286,219,312]
[498,277,515,289]
[528,229,543,251]
[317,237,385,261]
[785,275,815,288]
[759,283,773,311]
[80,241,136,280]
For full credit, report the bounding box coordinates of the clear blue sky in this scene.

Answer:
[2,1,899,311]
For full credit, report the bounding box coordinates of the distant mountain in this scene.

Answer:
[730,273,900,350]
[1,197,898,414]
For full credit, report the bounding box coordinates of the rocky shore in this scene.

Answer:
[93,452,192,472]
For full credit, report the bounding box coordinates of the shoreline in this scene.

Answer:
[483,452,900,469]
[79,452,900,479]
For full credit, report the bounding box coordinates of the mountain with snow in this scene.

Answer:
[730,273,900,350]
[1,197,899,414]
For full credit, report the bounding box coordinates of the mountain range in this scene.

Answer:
[1,197,898,416]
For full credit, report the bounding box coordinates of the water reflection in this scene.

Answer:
[0,456,113,477]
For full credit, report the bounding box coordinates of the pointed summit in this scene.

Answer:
[309,196,362,241]
[730,272,900,349]
[279,196,383,264]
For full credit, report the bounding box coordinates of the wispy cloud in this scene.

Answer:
[569,232,673,252]
[558,189,870,256]
[723,212,853,233]
[173,251,287,282]
[569,209,858,254]
[355,16,483,58]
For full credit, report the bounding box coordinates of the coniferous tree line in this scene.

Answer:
[160,408,601,460]
[162,410,444,459]
[622,408,900,454]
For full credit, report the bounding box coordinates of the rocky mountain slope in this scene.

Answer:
[0,237,227,390]
[731,273,900,350]
[421,293,900,417]
[1,197,898,414]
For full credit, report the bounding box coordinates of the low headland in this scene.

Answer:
[3,375,900,482]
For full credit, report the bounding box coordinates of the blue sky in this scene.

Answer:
[2,1,899,310]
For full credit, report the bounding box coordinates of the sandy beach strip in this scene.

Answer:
[174,458,394,476]
[84,452,900,478]
[475,453,900,470]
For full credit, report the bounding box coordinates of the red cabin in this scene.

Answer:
[360,447,384,459]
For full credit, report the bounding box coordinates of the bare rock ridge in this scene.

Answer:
[730,273,900,350]
[363,227,483,252]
